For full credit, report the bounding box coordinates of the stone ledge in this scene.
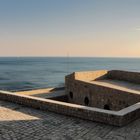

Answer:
[0,90,139,126]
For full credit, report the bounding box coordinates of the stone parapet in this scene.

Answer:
[0,90,139,126]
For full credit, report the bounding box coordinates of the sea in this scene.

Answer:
[0,57,139,91]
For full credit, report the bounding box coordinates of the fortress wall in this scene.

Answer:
[107,70,140,84]
[69,70,140,83]
[0,90,122,126]
[66,70,140,111]
[74,70,108,81]
[65,70,109,92]
[0,90,139,126]
[66,78,140,111]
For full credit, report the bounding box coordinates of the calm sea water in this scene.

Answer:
[0,57,139,91]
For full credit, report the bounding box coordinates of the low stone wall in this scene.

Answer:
[67,79,140,111]
[0,90,139,126]
[66,70,140,84]
[107,70,140,84]
[67,70,108,81]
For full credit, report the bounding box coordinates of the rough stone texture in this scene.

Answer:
[15,87,67,101]
[65,70,140,111]
[74,70,108,81]
[0,90,140,126]
[108,70,140,84]
[0,91,123,126]
[0,100,140,140]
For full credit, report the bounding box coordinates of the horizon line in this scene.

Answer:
[0,56,139,58]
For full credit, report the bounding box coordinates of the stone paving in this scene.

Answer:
[0,100,140,140]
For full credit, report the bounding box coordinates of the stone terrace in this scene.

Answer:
[0,100,140,140]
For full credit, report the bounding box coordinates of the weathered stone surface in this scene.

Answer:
[0,100,140,140]
[65,70,140,110]
[0,90,139,126]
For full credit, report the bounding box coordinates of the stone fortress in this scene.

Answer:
[66,70,140,111]
[0,70,140,126]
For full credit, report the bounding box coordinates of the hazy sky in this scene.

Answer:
[0,0,140,57]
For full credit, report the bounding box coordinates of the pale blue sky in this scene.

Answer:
[0,0,140,57]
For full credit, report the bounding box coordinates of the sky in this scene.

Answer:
[0,0,140,57]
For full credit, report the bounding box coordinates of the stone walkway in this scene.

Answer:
[0,100,140,140]
[15,88,66,99]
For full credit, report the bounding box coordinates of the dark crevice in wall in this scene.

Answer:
[84,97,89,106]
[104,104,110,110]
[69,91,73,99]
